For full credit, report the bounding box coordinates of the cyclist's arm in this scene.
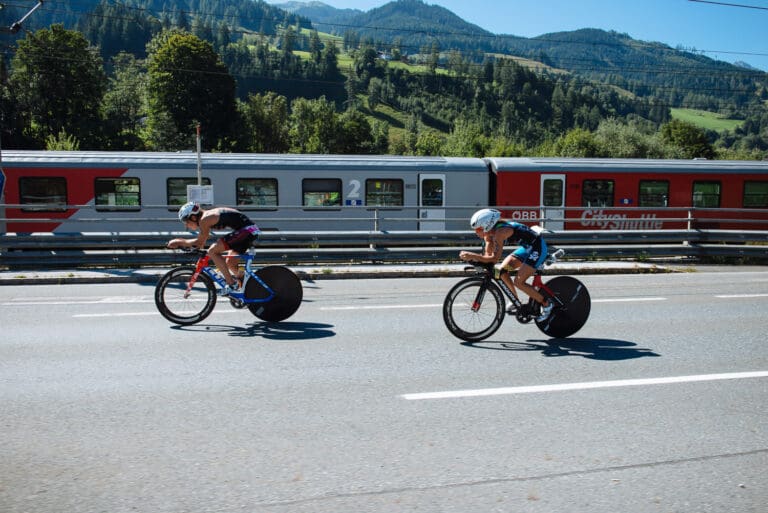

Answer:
[188,214,217,249]
[167,213,217,249]
[460,230,506,263]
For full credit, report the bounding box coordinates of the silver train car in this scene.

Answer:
[0,151,491,232]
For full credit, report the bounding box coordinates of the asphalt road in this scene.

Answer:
[1,271,767,513]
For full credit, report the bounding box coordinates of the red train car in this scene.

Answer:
[486,157,768,230]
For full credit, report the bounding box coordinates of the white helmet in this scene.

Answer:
[470,208,501,233]
[178,201,201,222]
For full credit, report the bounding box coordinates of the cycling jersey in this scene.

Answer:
[496,221,548,268]
[212,210,254,231]
[213,209,260,253]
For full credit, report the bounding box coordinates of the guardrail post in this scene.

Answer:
[371,209,379,249]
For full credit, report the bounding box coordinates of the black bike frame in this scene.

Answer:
[477,267,563,312]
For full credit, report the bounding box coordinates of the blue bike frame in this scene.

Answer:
[189,251,275,304]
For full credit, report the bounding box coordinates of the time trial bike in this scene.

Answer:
[154,248,303,326]
[443,249,591,341]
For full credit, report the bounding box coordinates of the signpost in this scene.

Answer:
[188,124,213,205]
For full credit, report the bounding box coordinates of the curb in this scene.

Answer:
[0,262,678,286]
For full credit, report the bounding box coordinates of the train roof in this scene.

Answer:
[486,157,768,174]
[1,150,488,173]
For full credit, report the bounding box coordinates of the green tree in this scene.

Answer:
[0,58,30,148]
[660,119,716,159]
[102,53,147,150]
[354,47,384,86]
[335,110,374,154]
[288,97,338,153]
[146,31,238,150]
[10,24,106,148]
[45,129,80,150]
[443,119,488,157]
[367,77,383,111]
[239,92,290,153]
[309,30,322,64]
[370,120,390,154]
[555,128,599,157]
[594,118,666,158]
[415,131,444,156]
[319,40,341,81]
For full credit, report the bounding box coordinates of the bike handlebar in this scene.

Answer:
[175,247,208,256]
[464,247,565,276]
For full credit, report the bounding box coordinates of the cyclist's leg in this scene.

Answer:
[208,238,237,287]
[513,242,549,304]
[214,228,257,287]
[498,250,524,301]
[224,251,243,282]
[513,263,546,306]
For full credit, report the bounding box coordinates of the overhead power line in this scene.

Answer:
[688,0,768,11]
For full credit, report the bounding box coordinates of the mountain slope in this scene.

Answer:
[310,2,764,112]
[274,1,362,32]
[337,0,493,54]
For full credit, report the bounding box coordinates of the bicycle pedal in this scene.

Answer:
[229,298,246,309]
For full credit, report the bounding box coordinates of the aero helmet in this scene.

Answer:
[178,201,201,222]
[470,208,501,233]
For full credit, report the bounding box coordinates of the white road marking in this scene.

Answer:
[73,310,240,318]
[401,371,768,400]
[715,293,768,299]
[593,297,667,303]
[320,304,442,311]
[4,298,154,306]
[73,312,158,318]
[321,298,667,310]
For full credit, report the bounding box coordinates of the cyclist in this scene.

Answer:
[459,208,553,321]
[167,202,260,295]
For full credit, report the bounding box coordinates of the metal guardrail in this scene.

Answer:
[1,229,767,270]
[3,205,768,231]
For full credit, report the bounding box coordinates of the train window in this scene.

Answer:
[95,177,141,211]
[692,181,721,208]
[167,177,211,209]
[743,181,768,208]
[581,180,614,207]
[542,178,563,207]
[421,179,444,206]
[19,177,67,212]
[302,178,341,207]
[639,180,669,207]
[366,179,404,207]
[237,178,278,209]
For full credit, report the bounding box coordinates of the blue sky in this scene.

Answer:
[269,0,768,71]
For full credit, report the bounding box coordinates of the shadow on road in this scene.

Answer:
[461,338,660,361]
[172,321,336,340]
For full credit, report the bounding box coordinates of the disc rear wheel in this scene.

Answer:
[246,266,303,322]
[535,276,591,338]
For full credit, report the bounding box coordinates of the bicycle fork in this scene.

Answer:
[471,283,489,312]
[184,255,211,299]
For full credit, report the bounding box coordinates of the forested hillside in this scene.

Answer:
[0,0,766,159]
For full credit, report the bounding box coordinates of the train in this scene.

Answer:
[1,150,767,233]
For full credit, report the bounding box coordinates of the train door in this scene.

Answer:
[0,165,5,233]
[541,174,565,231]
[419,174,445,230]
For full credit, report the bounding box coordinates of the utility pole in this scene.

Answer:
[2,1,45,34]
